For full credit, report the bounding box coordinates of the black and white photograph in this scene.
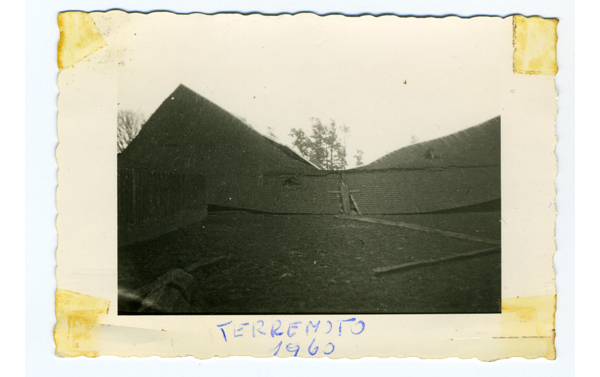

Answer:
[54,9,559,360]
[115,14,502,315]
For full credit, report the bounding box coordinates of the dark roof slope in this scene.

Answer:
[119,84,318,175]
[262,136,318,168]
[119,84,321,208]
[357,116,500,170]
[119,86,500,214]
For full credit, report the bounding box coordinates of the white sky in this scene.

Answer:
[116,14,510,167]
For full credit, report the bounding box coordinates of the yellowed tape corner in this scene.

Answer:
[513,15,558,75]
[57,12,106,70]
[54,289,110,357]
[501,295,556,360]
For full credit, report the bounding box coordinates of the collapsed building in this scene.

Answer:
[118,84,500,244]
[347,115,500,213]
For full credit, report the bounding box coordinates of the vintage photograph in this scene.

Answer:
[115,14,502,315]
[56,11,558,359]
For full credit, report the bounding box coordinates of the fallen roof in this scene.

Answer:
[119,84,318,175]
[356,116,501,170]
[119,85,500,214]
[345,167,500,214]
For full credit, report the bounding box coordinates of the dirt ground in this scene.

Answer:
[118,211,501,314]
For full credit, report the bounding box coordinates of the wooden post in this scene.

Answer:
[328,178,360,214]
[349,194,362,215]
[340,182,351,214]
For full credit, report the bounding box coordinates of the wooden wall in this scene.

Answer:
[118,167,207,246]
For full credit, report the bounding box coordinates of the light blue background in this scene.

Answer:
[24,1,575,376]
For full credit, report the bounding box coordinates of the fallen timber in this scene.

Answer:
[372,246,500,275]
[335,215,501,245]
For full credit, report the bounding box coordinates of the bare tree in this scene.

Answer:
[118,110,145,153]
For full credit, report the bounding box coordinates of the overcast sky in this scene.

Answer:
[116,14,511,167]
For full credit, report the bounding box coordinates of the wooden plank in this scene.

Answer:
[340,182,351,213]
[335,215,501,245]
[349,194,362,215]
[373,246,500,275]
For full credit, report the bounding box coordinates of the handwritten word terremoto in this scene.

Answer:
[216,318,366,357]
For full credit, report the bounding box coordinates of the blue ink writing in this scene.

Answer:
[338,318,356,336]
[234,322,249,338]
[217,321,232,342]
[253,320,265,338]
[287,321,301,337]
[216,317,366,357]
[286,343,300,357]
[323,342,335,355]
[270,340,283,356]
[351,320,366,335]
[325,320,333,334]
[306,320,320,335]
[308,338,319,356]
[271,320,283,337]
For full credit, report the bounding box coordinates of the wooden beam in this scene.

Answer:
[335,215,501,245]
[329,182,359,213]
[340,182,351,213]
[349,194,362,215]
[373,246,500,275]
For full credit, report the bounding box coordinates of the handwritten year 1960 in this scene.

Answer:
[216,318,366,357]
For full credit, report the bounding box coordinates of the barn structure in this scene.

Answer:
[346,115,501,214]
[118,164,206,247]
[118,84,500,242]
